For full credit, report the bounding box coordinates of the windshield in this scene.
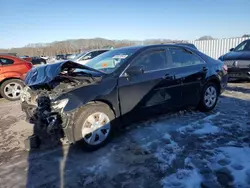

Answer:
[85,48,139,74]
[234,40,250,51]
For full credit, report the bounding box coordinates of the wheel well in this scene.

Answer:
[88,100,116,118]
[0,77,22,86]
[208,79,221,93]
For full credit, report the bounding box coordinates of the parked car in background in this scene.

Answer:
[65,54,73,60]
[21,44,228,150]
[56,54,66,60]
[73,49,110,64]
[40,56,50,60]
[0,55,33,101]
[219,39,250,80]
[67,53,78,60]
[31,56,47,65]
[19,55,32,62]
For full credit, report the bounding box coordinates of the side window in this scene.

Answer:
[167,47,204,68]
[0,58,14,65]
[132,49,167,72]
[235,41,249,51]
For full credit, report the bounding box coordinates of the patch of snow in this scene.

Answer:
[163,133,171,140]
[211,147,250,187]
[193,122,220,135]
[155,148,177,167]
[202,112,220,121]
[161,169,202,188]
[86,155,111,175]
[178,112,220,134]
[143,134,182,171]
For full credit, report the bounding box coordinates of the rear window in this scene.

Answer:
[0,58,14,65]
[234,40,250,51]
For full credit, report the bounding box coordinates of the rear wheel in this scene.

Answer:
[0,79,24,101]
[73,103,115,151]
[198,82,218,112]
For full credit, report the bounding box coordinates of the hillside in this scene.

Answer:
[0,38,184,56]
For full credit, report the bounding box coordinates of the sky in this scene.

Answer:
[1,0,250,48]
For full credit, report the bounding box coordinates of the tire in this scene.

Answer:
[73,102,115,151]
[0,79,24,101]
[198,82,219,112]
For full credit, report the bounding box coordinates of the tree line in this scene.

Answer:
[0,38,184,57]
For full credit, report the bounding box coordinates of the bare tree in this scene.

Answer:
[1,38,188,56]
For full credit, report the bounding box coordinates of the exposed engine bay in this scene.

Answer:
[21,61,103,149]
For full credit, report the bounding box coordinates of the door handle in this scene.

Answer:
[162,74,172,80]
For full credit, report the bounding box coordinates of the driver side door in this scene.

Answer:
[118,47,182,122]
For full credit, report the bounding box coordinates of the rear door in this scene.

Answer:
[118,47,183,121]
[0,57,15,81]
[167,47,207,106]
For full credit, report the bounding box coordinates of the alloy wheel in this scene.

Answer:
[204,86,217,108]
[4,82,23,100]
[82,112,111,145]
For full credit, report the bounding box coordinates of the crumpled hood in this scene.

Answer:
[220,51,250,61]
[24,60,104,86]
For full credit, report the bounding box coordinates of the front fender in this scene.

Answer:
[56,78,117,112]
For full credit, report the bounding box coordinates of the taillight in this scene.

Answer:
[25,62,33,70]
[222,64,228,72]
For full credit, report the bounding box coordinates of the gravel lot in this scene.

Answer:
[0,82,250,188]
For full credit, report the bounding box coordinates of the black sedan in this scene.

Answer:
[31,56,47,65]
[219,39,250,80]
[21,44,228,150]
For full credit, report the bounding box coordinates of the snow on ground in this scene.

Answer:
[162,169,202,188]
[193,122,220,135]
[0,82,250,187]
[209,147,250,187]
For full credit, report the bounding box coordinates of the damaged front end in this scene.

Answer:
[21,61,104,149]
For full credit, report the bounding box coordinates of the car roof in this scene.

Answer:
[113,44,197,51]
[0,54,29,62]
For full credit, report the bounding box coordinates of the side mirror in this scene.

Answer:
[83,55,91,60]
[229,48,234,51]
[126,65,144,76]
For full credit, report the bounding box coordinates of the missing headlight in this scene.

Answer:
[52,99,69,110]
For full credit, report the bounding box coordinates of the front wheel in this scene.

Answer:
[198,83,219,112]
[73,103,115,151]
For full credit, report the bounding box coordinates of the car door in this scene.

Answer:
[167,47,207,106]
[118,47,183,121]
[0,57,15,80]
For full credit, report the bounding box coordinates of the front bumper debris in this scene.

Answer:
[21,94,77,150]
[22,96,64,150]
